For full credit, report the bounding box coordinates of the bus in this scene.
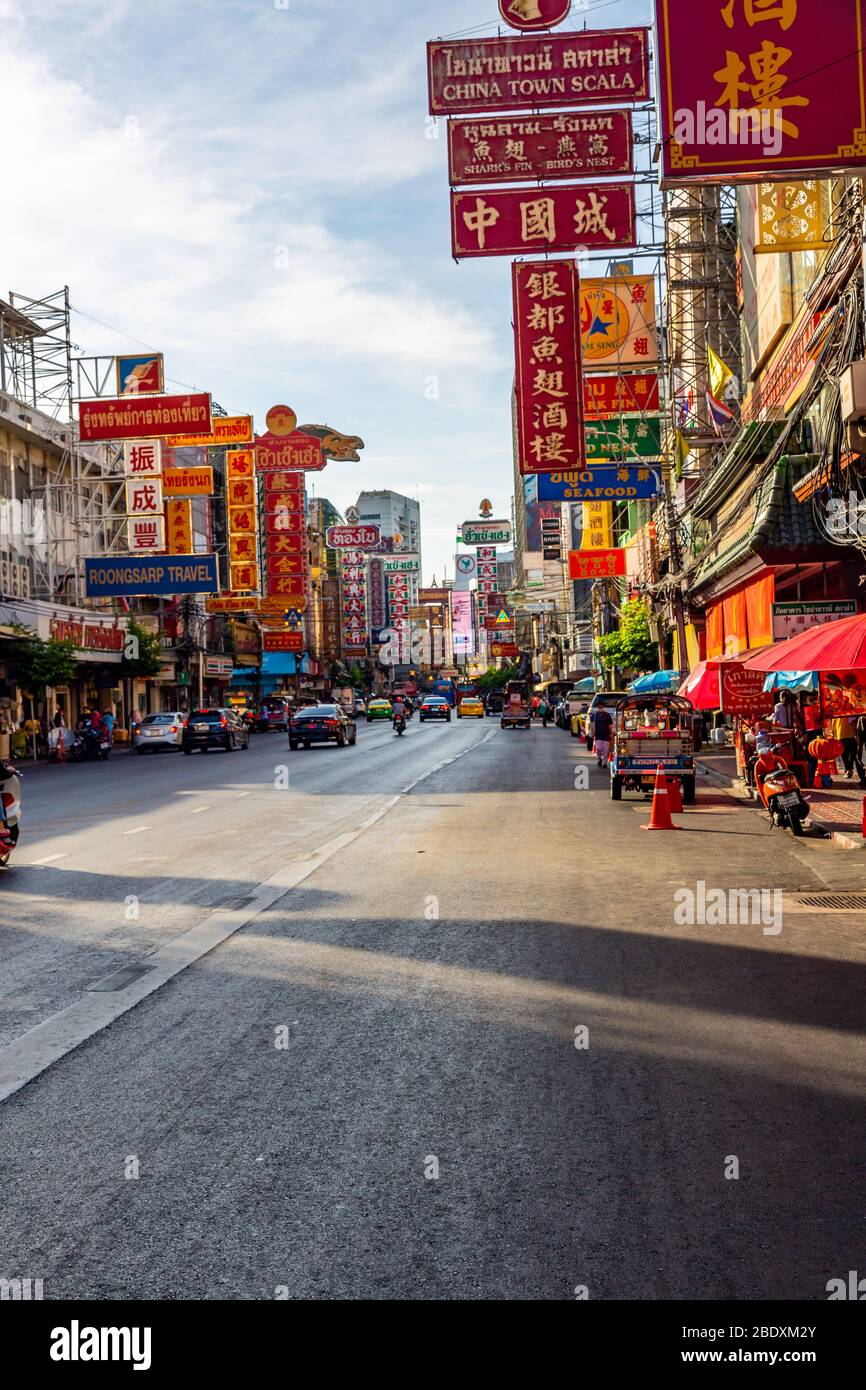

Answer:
[455,679,478,708]
[422,676,456,707]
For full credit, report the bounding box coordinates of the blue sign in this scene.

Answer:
[285,608,301,629]
[85,554,219,598]
[537,467,662,503]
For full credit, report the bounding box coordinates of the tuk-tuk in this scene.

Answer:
[610,694,696,803]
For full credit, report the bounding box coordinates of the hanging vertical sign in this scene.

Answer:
[341,547,369,651]
[259,468,307,600]
[165,499,193,555]
[225,449,260,594]
[513,258,586,475]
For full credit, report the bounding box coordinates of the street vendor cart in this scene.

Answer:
[610,695,696,802]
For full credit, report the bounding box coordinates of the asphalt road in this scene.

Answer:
[1,715,865,1300]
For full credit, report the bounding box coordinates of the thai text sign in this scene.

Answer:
[447,110,632,186]
[584,371,659,415]
[720,666,774,715]
[452,182,635,259]
[325,524,381,550]
[461,521,512,545]
[256,431,325,472]
[585,415,661,460]
[383,556,420,573]
[263,631,304,653]
[513,259,585,476]
[163,466,214,496]
[538,466,662,501]
[79,394,212,442]
[167,415,253,448]
[427,28,650,115]
[84,555,219,597]
[580,275,657,368]
[49,619,125,652]
[654,0,866,184]
[568,548,626,579]
[771,600,857,641]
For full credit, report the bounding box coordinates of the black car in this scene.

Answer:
[289,704,357,750]
[182,708,250,754]
[419,696,452,722]
[484,692,505,716]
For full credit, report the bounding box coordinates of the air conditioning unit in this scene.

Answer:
[839,362,866,422]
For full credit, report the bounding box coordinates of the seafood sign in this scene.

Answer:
[78,393,212,442]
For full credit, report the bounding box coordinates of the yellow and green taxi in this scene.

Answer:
[366,697,393,723]
[456,696,485,719]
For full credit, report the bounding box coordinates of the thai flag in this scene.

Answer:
[118,596,131,612]
[706,388,734,435]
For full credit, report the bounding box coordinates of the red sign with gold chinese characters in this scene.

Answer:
[451,182,635,259]
[513,260,586,476]
[584,372,660,416]
[568,548,627,579]
[499,0,571,30]
[427,29,650,116]
[655,0,866,184]
[448,110,633,186]
[263,631,304,653]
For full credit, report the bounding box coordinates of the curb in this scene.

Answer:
[697,758,866,849]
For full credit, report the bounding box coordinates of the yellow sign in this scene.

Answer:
[229,533,258,563]
[580,274,657,369]
[167,415,253,448]
[756,182,823,254]
[230,561,259,592]
[165,499,192,555]
[163,466,214,496]
[226,448,255,479]
[581,501,614,550]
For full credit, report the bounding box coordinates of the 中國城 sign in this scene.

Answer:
[452,182,636,259]
[427,28,650,116]
[654,0,866,185]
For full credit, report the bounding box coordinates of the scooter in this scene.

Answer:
[394,715,406,737]
[80,725,111,761]
[756,762,809,836]
[0,760,22,868]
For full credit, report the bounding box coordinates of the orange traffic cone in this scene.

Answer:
[55,728,66,763]
[668,775,683,813]
[641,764,679,831]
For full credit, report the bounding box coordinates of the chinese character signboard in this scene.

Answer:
[126,477,163,518]
[771,600,857,641]
[584,371,659,415]
[498,0,571,29]
[584,415,662,460]
[263,631,305,653]
[580,275,658,368]
[654,0,866,184]
[513,259,586,476]
[427,29,650,115]
[260,467,306,600]
[165,499,193,555]
[128,516,166,553]
[79,394,212,442]
[341,547,369,652]
[447,110,633,185]
[123,440,162,475]
[537,466,663,501]
[568,547,626,579]
[116,353,164,396]
[452,182,635,259]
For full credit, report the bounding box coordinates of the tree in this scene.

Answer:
[120,618,164,679]
[475,663,519,694]
[11,626,78,694]
[595,599,657,681]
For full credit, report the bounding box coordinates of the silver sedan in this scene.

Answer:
[134,711,187,753]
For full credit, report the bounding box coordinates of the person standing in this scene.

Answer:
[831,712,865,783]
[593,699,613,768]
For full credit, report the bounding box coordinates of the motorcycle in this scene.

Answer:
[393,715,406,737]
[0,760,22,868]
[80,725,111,761]
[756,761,809,836]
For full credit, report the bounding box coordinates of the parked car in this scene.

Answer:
[419,696,452,722]
[456,696,484,719]
[134,711,186,753]
[183,708,250,754]
[290,704,357,750]
[259,696,292,731]
[367,698,393,722]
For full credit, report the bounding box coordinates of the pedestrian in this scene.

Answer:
[530,694,540,721]
[831,712,865,783]
[539,697,550,728]
[102,708,115,745]
[593,698,613,768]
[53,705,66,729]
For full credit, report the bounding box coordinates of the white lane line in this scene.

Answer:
[234,791,250,799]
[189,806,209,815]
[29,853,68,866]
[0,732,493,1104]
[123,826,151,836]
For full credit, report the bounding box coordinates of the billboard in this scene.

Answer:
[584,371,659,416]
[585,416,662,460]
[163,466,214,496]
[79,393,212,442]
[654,0,866,185]
[452,182,636,259]
[427,28,651,116]
[537,466,663,502]
[568,548,626,579]
[325,524,381,550]
[461,521,512,545]
[447,110,632,186]
[580,275,657,369]
[167,415,253,448]
[84,555,218,597]
[513,259,585,476]
[450,590,475,659]
[255,405,325,472]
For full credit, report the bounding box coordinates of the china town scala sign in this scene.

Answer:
[49,618,125,652]
[325,524,381,551]
[499,0,571,30]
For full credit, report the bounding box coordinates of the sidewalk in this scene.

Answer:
[697,745,866,850]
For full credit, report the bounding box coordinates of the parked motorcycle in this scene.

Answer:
[0,760,22,868]
[80,725,111,761]
[755,755,809,836]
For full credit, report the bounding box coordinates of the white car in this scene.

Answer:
[134,711,186,753]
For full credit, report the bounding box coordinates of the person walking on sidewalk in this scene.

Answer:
[831,713,866,784]
[593,699,613,768]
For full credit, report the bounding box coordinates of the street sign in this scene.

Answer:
[461,521,512,546]
[263,631,304,652]
[285,608,302,629]
[325,524,381,550]
[85,555,218,597]
[537,467,663,502]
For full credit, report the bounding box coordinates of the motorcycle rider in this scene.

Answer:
[392,695,407,731]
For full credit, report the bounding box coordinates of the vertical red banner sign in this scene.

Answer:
[513,258,586,475]
[341,548,369,652]
[258,468,309,601]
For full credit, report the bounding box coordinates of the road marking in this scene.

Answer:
[0,731,493,1104]
[189,806,209,815]
[29,853,68,866]
[123,826,151,836]
[234,791,250,799]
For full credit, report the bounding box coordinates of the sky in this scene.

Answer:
[1,0,651,584]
